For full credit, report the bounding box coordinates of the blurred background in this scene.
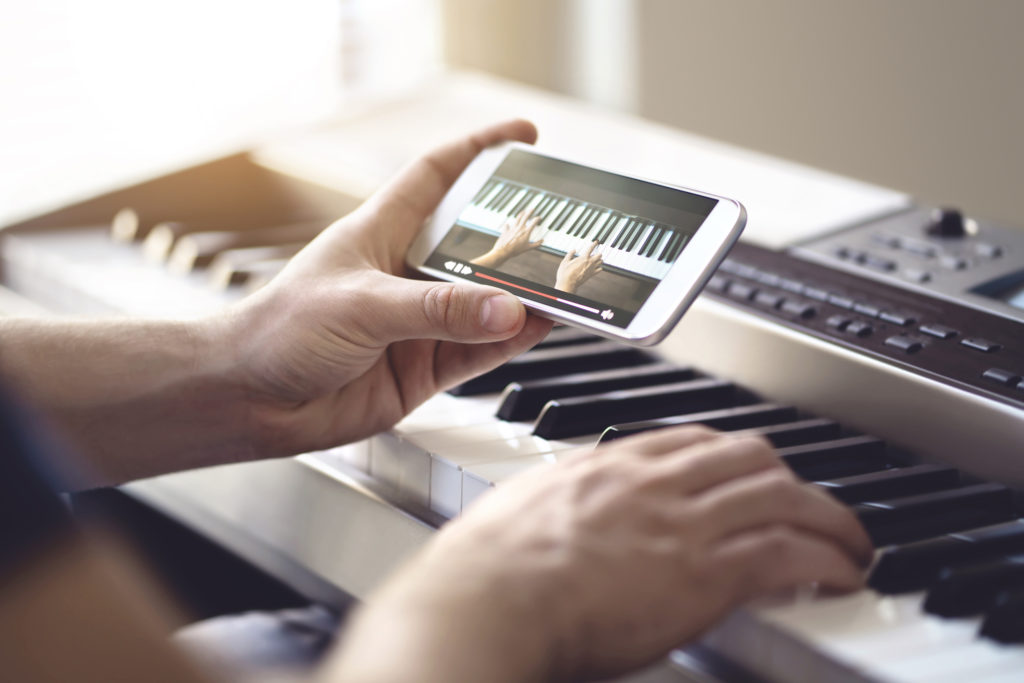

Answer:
[2,0,1022,227]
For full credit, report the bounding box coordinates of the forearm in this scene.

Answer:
[470,250,509,269]
[318,524,560,683]
[320,595,551,683]
[0,316,254,486]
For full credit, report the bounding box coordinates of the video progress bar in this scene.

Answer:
[474,271,601,315]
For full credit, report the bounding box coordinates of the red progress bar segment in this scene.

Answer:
[474,272,600,315]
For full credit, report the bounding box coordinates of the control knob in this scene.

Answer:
[926,208,968,238]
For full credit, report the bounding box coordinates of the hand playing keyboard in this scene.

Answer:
[329,425,873,683]
[470,208,545,269]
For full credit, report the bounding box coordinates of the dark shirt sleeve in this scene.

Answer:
[0,385,75,579]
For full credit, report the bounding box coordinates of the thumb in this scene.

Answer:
[369,277,527,344]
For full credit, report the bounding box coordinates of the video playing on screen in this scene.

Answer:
[424,150,718,327]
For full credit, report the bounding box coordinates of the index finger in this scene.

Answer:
[369,120,538,245]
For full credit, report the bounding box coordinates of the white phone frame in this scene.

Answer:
[407,141,746,346]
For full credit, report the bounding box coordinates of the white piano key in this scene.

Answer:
[625,223,654,273]
[882,637,1024,682]
[519,190,546,218]
[459,445,596,511]
[540,198,570,230]
[498,187,528,215]
[428,433,593,517]
[370,419,535,507]
[322,441,371,473]
[368,431,431,505]
[391,392,501,435]
[716,584,1024,683]
[601,215,628,247]
[581,210,611,245]
[461,455,554,511]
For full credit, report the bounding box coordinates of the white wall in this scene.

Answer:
[443,0,1024,228]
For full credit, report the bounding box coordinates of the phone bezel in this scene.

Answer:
[407,141,746,345]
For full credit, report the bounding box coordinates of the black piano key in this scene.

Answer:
[649,228,671,258]
[816,464,960,505]
[548,202,578,232]
[640,227,661,258]
[497,362,698,422]
[610,219,633,248]
[509,189,539,217]
[578,208,601,237]
[577,209,602,239]
[541,196,564,221]
[659,231,675,260]
[924,555,1024,618]
[583,209,606,239]
[730,418,841,448]
[498,187,528,214]
[614,219,636,249]
[980,592,1024,643]
[658,231,679,262]
[600,403,799,442]
[532,326,604,349]
[869,520,1024,594]
[626,222,650,252]
[592,212,616,242]
[624,220,644,249]
[643,226,662,257]
[856,483,1015,547]
[472,180,496,204]
[533,379,742,440]
[487,184,515,210]
[449,342,653,396]
[651,227,672,258]
[597,214,621,243]
[567,207,593,237]
[533,195,556,220]
[483,183,508,209]
[777,436,889,481]
[669,232,690,262]
[526,194,549,220]
[637,225,660,257]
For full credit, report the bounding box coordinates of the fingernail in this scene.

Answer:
[481,294,521,333]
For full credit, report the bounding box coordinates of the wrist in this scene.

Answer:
[473,248,512,269]
[326,573,556,683]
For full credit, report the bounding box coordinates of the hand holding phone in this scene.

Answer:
[407,142,746,345]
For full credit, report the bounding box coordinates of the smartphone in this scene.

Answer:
[407,142,746,345]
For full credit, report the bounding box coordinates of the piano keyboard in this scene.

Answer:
[4,193,1024,682]
[457,178,689,281]
[2,71,1019,681]
[363,326,1024,683]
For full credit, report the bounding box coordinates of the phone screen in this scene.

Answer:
[424,149,718,327]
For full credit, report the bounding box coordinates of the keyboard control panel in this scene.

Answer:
[793,206,1024,325]
[710,241,1024,408]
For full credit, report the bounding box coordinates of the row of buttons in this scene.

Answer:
[715,259,1008,359]
[826,314,924,353]
[833,234,1006,285]
[716,260,917,327]
[982,368,1024,393]
[714,258,1021,403]
[917,323,1002,353]
[871,231,1005,260]
[708,276,818,319]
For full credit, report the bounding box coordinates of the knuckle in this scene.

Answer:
[734,434,783,466]
[678,424,719,440]
[761,469,799,498]
[422,282,461,330]
[759,526,800,562]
